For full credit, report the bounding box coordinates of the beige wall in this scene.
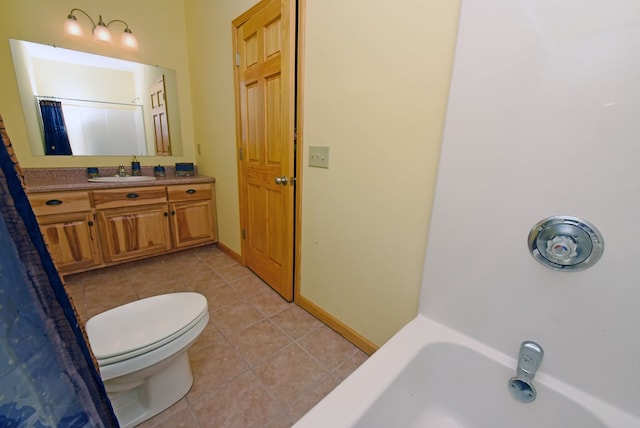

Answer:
[184,0,461,346]
[0,0,196,168]
[183,0,258,254]
[1,0,461,347]
[298,0,460,345]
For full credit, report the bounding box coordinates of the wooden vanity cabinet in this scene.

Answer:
[167,183,217,248]
[29,191,102,274]
[93,186,172,263]
[30,181,217,273]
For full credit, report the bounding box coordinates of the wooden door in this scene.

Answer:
[233,0,296,301]
[150,75,171,155]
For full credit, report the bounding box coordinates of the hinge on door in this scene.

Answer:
[239,147,243,160]
[242,229,246,239]
[235,52,240,67]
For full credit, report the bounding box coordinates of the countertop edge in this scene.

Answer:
[26,175,215,193]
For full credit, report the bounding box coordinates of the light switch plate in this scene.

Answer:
[309,145,330,168]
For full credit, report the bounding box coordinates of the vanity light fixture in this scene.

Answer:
[64,8,139,51]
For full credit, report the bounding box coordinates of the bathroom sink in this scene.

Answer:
[88,175,157,183]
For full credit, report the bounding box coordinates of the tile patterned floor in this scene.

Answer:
[64,245,368,428]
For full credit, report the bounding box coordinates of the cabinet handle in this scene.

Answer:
[88,220,94,241]
[45,199,63,206]
[164,212,169,217]
[126,193,139,199]
[186,189,196,195]
[171,210,176,216]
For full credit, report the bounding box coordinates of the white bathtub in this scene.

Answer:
[294,316,639,428]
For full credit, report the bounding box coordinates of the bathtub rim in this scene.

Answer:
[294,315,639,428]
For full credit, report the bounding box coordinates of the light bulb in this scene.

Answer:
[121,29,139,51]
[64,16,84,37]
[93,24,113,44]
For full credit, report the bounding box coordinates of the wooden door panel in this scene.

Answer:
[267,188,285,265]
[246,82,263,161]
[247,183,268,252]
[266,74,283,162]
[246,183,285,249]
[244,35,259,67]
[246,186,286,288]
[264,17,282,57]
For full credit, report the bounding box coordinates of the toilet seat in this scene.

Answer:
[86,292,208,366]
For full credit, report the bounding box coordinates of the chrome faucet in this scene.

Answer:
[118,164,126,177]
[517,341,544,381]
[508,340,544,403]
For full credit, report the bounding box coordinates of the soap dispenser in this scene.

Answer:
[131,156,141,176]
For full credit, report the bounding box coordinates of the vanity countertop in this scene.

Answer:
[24,167,214,193]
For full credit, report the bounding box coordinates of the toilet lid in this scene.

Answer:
[86,292,208,361]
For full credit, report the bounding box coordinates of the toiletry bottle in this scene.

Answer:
[154,165,166,177]
[131,156,141,176]
[87,167,99,178]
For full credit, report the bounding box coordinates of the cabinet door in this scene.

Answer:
[37,212,101,274]
[170,200,217,248]
[97,204,171,263]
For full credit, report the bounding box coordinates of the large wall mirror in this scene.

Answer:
[9,39,183,156]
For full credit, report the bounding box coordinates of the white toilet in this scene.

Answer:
[85,292,209,428]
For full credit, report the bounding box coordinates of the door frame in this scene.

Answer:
[232,0,306,300]
[292,0,305,302]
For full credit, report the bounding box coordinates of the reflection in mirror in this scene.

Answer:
[9,39,182,156]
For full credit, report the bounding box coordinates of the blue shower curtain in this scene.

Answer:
[0,116,118,427]
[39,100,73,156]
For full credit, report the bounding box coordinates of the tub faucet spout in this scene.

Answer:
[508,340,544,403]
[517,341,544,381]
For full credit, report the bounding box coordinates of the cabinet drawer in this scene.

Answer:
[30,191,91,216]
[167,183,213,202]
[93,186,167,209]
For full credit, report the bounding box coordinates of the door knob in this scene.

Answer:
[274,176,288,185]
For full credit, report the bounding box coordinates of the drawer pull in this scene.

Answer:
[45,199,63,206]
[126,193,139,199]
[186,189,197,195]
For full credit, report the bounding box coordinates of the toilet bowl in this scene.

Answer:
[86,292,209,428]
